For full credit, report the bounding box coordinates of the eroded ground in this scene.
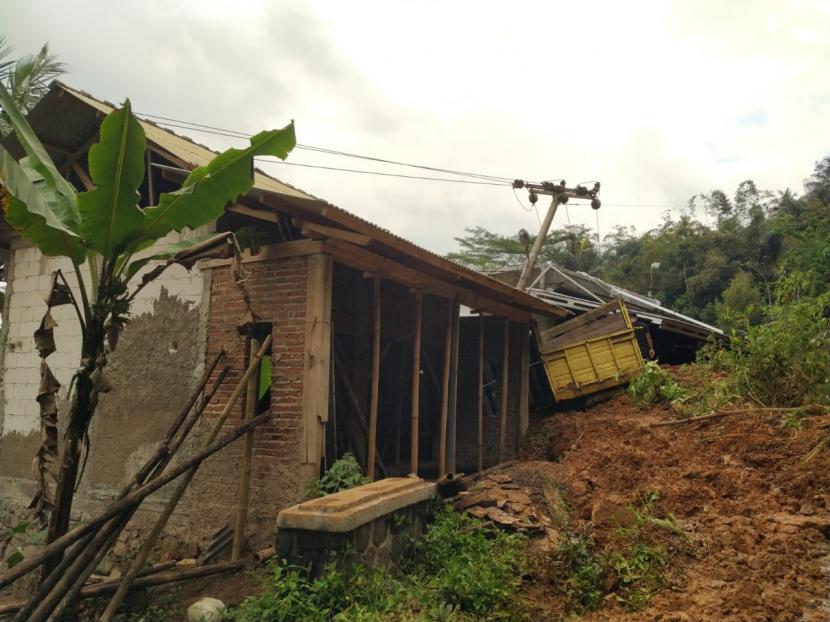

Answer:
[517,391,830,621]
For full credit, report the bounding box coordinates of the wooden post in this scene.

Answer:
[519,325,530,447]
[498,319,510,462]
[232,336,260,560]
[303,254,332,475]
[410,291,423,475]
[446,303,460,473]
[477,313,485,472]
[438,300,453,476]
[367,278,382,480]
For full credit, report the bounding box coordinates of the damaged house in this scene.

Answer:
[0,83,568,548]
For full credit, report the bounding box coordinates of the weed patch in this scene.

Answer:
[628,362,688,407]
[229,507,527,621]
[304,453,369,499]
[545,491,690,615]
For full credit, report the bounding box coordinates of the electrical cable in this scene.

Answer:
[136,113,516,183]
[135,112,691,210]
[257,160,510,186]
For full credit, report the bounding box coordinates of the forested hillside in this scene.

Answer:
[448,155,830,327]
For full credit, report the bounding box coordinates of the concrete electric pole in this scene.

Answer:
[514,180,601,291]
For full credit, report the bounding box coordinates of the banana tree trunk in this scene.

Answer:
[43,320,105,578]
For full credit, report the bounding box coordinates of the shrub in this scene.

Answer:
[628,362,687,407]
[550,533,606,615]
[546,492,689,615]
[304,453,369,499]
[228,507,527,621]
[703,294,830,406]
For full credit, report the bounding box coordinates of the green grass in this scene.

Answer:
[546,491,690,615]
[227,507,528,622]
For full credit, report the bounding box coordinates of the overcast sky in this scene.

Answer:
[4,1,830,253]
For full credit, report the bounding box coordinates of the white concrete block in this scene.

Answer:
[4,412,38,435]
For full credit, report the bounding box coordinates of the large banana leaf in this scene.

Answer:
[5,197,86,261]
[77,100,147,258]
[0,149,86,261]
[0,81,78,206]
[138,123,295,246]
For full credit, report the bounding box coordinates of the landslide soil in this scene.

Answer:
[520,389,830,622]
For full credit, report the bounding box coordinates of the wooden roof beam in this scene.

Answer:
[322,238,531,323]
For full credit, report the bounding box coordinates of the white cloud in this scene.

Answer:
[3,0,829,253]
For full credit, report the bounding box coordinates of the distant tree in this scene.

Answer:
[447,224,601,275]
[0,36,65,137]
[804,155,830,204]
[717,271,763,326]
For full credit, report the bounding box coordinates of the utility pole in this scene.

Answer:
[514,180,601,291]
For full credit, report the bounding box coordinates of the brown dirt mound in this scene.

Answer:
[518,392,830,622]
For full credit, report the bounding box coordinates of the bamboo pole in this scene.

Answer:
[232,336,261,560]
[0,561,245,615]
[100,337,272,622]
[410,291,423,475]
[367,278,382,480]
[518,326,530,445]
[477,313,485,472]
[446,304,460,473]
[498,319,510,461]
[438,300,454,476]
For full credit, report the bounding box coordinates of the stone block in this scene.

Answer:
[353,523,372,554]
[372,516,388,547]
[276,477,437,532]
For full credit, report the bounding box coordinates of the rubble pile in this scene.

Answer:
[452,473,550,530]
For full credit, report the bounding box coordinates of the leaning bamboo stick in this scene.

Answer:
[0,412,271,591]
[100,336,272,622]
[232,336,261,560]
[650,404,829,428]
[0,561,244,615]
[14,357,231,621]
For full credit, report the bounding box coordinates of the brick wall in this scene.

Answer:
[181,254,312,548]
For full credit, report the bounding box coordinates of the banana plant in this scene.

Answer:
[0,82,295,570]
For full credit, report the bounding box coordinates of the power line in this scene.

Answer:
[136,112,517,183]
[256,159,511,186]
[135,112,692,210]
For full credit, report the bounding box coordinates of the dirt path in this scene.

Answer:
[520,393,830,622]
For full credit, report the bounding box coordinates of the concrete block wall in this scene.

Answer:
[0,228,211,526]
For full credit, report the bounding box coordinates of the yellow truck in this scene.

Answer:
[536,299,644,401]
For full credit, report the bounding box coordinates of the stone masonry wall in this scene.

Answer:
[275,500,433,576]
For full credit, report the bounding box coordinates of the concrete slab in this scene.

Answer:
[277,477,437,532]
